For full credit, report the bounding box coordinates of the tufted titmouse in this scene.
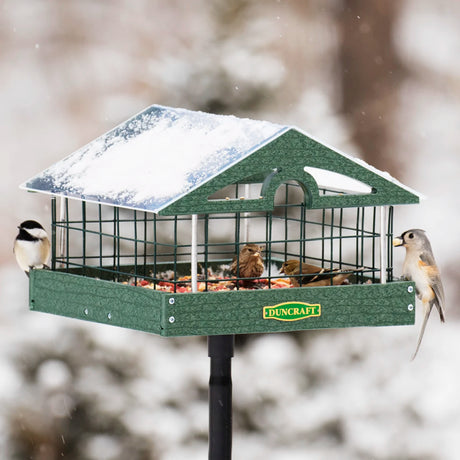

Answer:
[393,229,445,360]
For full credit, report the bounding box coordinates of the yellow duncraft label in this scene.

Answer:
[263,302,321,322]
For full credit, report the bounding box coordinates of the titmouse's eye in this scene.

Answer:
[408,233,414,239]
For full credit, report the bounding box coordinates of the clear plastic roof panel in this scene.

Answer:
[22,105,288,213]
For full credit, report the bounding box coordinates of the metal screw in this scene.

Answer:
[408,286,414,293]
[169,316,175,324]
[169,298,175,305]
[408,304,414,311]
[84,308,89,315]
[107,312,112,320]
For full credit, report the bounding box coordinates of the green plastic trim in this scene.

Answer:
[160,129,419,215]
[29,269,415,337]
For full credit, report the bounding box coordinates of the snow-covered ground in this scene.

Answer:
[1,1,459,458]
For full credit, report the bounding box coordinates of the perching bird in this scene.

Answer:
[393,229,445,360]
[280,259,359,287]
[231,244,264,286]
[14,220,50,276]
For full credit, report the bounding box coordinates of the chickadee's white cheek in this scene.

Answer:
[27,228,48,239]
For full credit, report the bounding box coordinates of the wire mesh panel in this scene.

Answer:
[50,182,394,293]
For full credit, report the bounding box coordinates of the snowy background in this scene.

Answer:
[1,0,459,459]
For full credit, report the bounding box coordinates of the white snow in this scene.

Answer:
[22,105,287,212]
[84,434,123,460]
[36,359,72,390]
[22,104,422,213]
[304,166,372,194]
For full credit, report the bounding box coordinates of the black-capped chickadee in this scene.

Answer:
[393,229,445,360]
[14,220,50,276]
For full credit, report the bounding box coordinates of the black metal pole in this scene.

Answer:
[208,335,234,460]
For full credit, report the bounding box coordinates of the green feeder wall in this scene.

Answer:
[22,104,419,336]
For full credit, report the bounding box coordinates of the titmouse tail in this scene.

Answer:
[411,303,433,361]
[435,301,446,323]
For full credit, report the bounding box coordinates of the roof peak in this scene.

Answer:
[21,104,421,213]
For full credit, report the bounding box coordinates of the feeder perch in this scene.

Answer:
[21,104,420,459]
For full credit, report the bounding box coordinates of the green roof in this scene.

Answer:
[21,104,421,215]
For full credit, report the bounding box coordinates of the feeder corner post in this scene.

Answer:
[208,334,235,460]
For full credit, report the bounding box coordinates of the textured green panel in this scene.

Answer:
[29,270,415,337]
[160,129,419,215]
[29,270,165,334]
[161,281,415,336]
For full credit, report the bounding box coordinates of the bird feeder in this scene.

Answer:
[21,104,419,458]
[23,104,418,335]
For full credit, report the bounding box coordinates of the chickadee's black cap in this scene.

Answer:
[19,220,44,230]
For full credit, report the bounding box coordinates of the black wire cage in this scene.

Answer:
[50,184,394,292]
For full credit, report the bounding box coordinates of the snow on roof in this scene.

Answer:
[21,104,422,213]
[21,105,288,213]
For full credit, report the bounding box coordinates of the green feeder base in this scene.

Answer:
[29,269,415,337]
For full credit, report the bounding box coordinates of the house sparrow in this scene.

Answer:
[280,259,358,287]
[393,229,445,360]
[231,244,264,286]
[14,220,50,276]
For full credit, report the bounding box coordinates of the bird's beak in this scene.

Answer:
[392,236,404,247]
[254,252,260,257]
[279,265,285,274]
